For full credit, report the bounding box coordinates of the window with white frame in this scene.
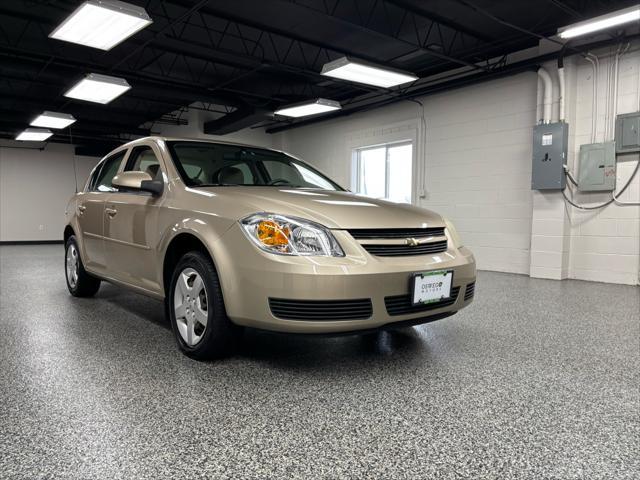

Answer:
[354,141,413,203]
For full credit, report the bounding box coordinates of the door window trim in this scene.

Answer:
[88,149,128,193]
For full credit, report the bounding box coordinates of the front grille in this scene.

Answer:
[362,240,448,257]
[464,282,475,301]
[347,227,445,239]
[385,286,460,316]
[269,298,373,321]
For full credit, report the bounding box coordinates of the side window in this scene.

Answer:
[93,151,126,192]
[86,164,103,191]
[125,146,163,180]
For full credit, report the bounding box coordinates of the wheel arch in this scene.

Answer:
[63,225,75,243]
[162,231,219,297]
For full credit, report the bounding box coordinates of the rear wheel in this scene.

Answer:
[65,236,101,297]
[168,251,241,359]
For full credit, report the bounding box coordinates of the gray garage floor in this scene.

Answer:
[0,244,638,479]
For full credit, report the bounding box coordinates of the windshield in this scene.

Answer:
[167,141,344,190]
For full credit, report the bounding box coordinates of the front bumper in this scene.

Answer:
[214,225,476,334]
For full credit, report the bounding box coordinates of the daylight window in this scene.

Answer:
[354,141,412,203]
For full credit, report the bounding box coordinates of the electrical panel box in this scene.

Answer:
[577,141,616,192]
[615,112,640,154]
[531,122,568,190]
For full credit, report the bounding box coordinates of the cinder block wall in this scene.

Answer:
[276,46,640,286]
[277,73,538,277]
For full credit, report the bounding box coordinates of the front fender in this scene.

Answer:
[156,214,236,294]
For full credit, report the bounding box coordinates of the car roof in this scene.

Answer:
[119,136,270,151]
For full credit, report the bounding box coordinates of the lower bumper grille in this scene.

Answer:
[464,282,475,301]
[269,298,373,321]
[385,287,460,316]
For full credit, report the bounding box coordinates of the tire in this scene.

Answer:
[168,251,241,360]
[65,235,101,297]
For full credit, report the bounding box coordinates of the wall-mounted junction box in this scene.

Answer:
[532,122,568,190]
[577,141,616,192]
[615,112,640,154]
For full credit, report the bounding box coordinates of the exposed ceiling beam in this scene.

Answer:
[266,32,640,133]
[282,0,488,71]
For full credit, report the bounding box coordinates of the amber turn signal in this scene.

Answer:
[256,220,290,247]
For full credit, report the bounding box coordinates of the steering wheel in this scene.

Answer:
[267,178,292,186]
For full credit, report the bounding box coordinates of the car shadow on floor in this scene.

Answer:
[238,326,431,370]
[97,284,170,331]
[96,283,432,367]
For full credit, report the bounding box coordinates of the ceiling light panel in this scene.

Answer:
[321,57,418,88]
[64,73,131,104]
[274,99,341,118]
[559,5,640,39]
[16,128,53,141]
[30,111,77,129]
[49,0,153,51]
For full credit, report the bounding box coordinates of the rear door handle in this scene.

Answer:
[105,207,118,218]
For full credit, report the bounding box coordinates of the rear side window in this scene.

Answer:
[92,151,126,192]
[124,146,163,180]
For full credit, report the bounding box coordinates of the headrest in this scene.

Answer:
[145,164,160,179]
[217,166,245,185]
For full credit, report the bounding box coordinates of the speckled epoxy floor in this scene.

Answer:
[0,245,638,479]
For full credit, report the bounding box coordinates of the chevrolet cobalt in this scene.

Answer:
[64,137,476,359]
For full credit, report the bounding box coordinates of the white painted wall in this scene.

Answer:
[0,141,100,241]
[530,45,640,286]
[567,49,640,285]
[276,73,538,276]
[276,46,640,285]
[0,108,273,242]
[2,44,637,285]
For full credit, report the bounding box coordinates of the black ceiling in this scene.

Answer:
[0,0,636,152]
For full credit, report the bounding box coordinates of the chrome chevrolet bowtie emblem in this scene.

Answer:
[406,238,420,246]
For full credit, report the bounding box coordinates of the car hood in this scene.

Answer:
[195,187,443,229]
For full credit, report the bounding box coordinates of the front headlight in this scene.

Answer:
[444,217,463,248]
[240,213,345,257]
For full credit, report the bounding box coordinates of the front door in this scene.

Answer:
[77,151,126,271]
[103,144,165,294]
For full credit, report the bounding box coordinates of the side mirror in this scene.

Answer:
[112,171,163,196]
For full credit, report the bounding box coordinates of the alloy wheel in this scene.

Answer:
[66,243,79,289]
[173,268,209,346]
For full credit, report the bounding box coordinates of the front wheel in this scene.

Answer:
[65,236,101,297]
[168,251,241,360]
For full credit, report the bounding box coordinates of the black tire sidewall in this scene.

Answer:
[168,252,237,359]
[65,235,100,297]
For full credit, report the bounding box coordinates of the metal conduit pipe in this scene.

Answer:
[537,67,553,124]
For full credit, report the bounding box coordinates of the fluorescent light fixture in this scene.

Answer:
[49,0,152,51]
[321,56,418,88]
[15,128,53,141]
[64,73,131,104]
[274,98,341,118]
[30,111,76,129]
[558,5,640,39]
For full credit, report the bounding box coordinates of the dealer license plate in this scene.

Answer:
[412,270,453,305]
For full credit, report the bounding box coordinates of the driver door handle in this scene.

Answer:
[105,207,118,218]
[77,205,86,215]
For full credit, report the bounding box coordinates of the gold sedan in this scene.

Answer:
[64,137,476,359]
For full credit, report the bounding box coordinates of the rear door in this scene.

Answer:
[103,143,165,294]
[76,151,127,271]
